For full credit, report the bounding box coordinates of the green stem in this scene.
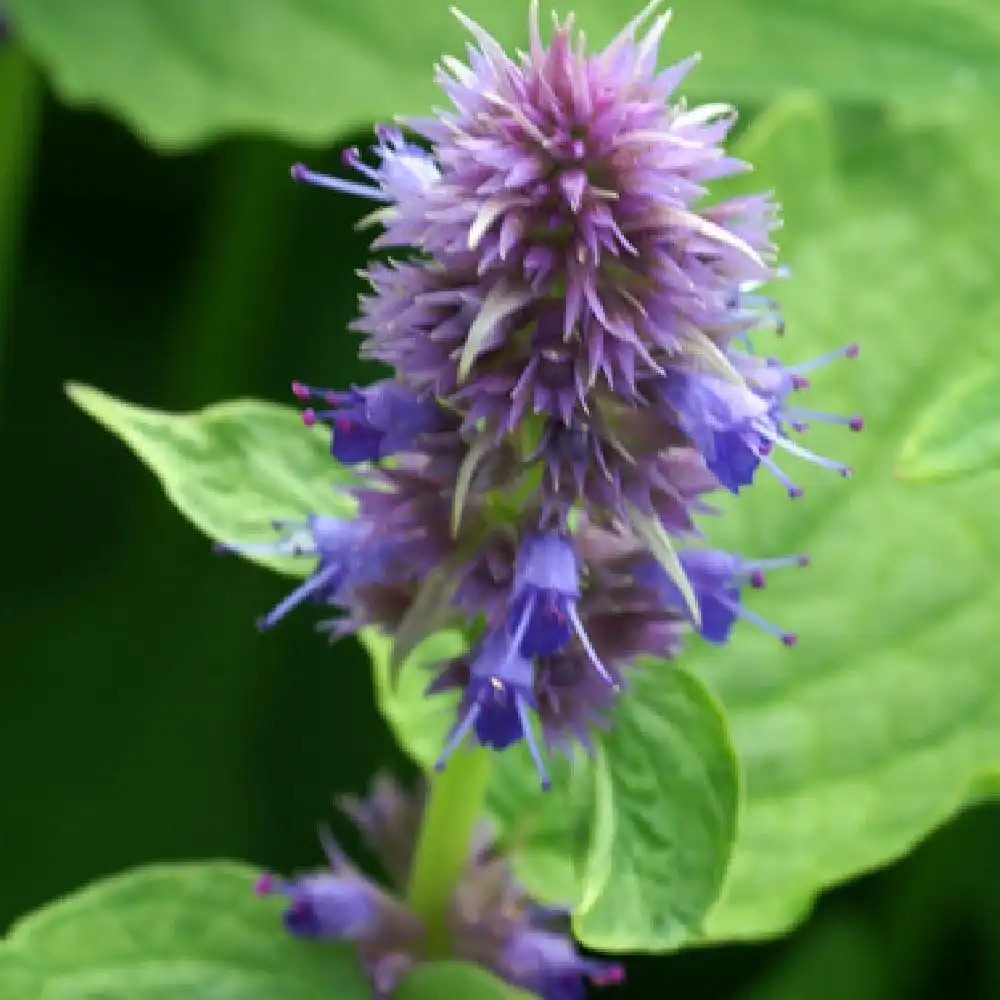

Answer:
[407,747,493,956]
[0,43,42,373]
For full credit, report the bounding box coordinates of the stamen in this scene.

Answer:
[732,603,797,646]
[786,343,860,375]
[507,591,537,663]
[774,434,852,476]
[516,695,552,791]
[290,163,390,203]
[256,564,342,631]
[435,702,482,771]
[567,604,619,689]
[784,405,864,431]
[761,455,803,498]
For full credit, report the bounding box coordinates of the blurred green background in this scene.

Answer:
[3,3,1000,999]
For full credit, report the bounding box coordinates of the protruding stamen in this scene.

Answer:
[435,702,482,772]
[516,694,552,791]
[744,554,808,589]
[290,162,391,203]
[784,405,865,432]
[256,565,341,631]
[787,343,860,375]
[567,604,618,689]
[761,455,803,497]
[732,603,797,646]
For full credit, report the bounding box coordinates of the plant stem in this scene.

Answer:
[0,42,42,374]
[407,747,492,956]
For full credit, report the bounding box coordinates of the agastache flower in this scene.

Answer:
[636,549,810,646]
[433,631,553,790]
[258,775,623,999]
[218,2,857,789]
[215,515,369,630]
[293,379,449,465]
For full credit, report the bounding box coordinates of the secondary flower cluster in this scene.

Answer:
[258,774,622,999]
[223,3,859,780]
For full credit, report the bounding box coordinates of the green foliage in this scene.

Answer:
[896,368,1000,482]
[1,863,370,1000]
[0,947,42,1000]
[689,96,1000,939]
[396,962,533,1000]
[573,667,739,951]
[66,384,354,576]
[6,0,1000,148]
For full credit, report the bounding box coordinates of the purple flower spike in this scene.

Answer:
[636,549,807,646]
[437,631,551,790]
[216,515,367,630]
[500,927,624,1000]
[294,379,446,464]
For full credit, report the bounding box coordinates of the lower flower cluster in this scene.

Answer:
[258,775,623,1000]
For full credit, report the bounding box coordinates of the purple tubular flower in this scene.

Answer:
[434,631,552,790]
[661,343,859,497]
[508,533,579,656]
[215,516,367,630]
[499,929,624,1000]
[636,549,809,645]
[257,870,383,940]
[508,533,617,687]
[293,379,447,464]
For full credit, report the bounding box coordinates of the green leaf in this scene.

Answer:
[364,626,467,769]
[573,665,740,951]
[396,962,532,1000]
[67,383,355,577]
[895,368,1000,482]
[0,947,42,1000]
[4,862,370,1000]
[8,0,1000,149]
[685,97,1000,940]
